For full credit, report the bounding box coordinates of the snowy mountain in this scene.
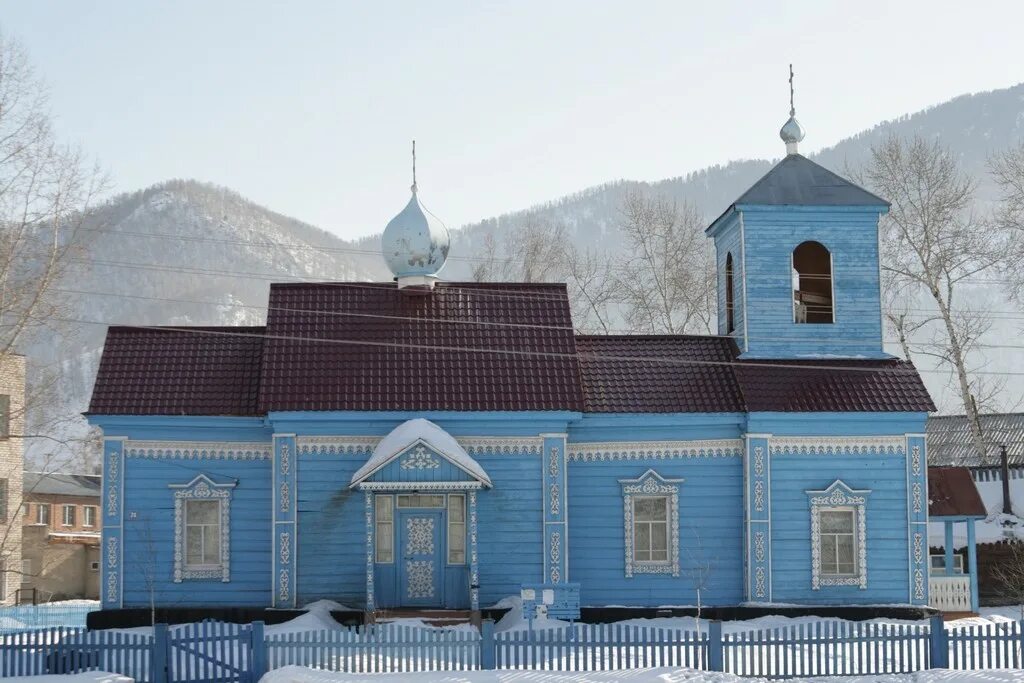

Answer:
[29,83,1024,466]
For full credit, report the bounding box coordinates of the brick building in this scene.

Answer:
[21,472,101,601]
[0,353,26,606]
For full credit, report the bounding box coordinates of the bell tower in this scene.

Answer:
[705,67,891,359]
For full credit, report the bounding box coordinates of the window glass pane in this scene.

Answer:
[397,494,444,508]
[186,526,203,564]
[837,535,855,565]
[203,525,221,564]
[376,521,393,563]
[820,534,837,573]
[448,495,465,522]
[188,500,219,524]
[450,549,465,564]
[820,510,853,533]
[651,549,668,562]
[375,495,393,522]
[634,497,667,521]
[636,522,651,551]
[651,522,667,551]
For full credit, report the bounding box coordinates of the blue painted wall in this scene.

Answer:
[769,451,909,605]
[711,206,887,359]
[121,455,273,607]
[567,455,744,607]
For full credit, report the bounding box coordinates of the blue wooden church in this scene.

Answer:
[87,107,935,619]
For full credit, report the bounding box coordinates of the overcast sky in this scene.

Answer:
[5,1,1024,239]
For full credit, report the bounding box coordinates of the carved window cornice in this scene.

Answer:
[806,480,870,590]
[620,469,684,578]
[168,474,235,582]
[296,435,544,457]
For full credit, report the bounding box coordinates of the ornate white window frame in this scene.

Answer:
[806,480,870,590]
[168,474,235,582]
[620,469,683,578]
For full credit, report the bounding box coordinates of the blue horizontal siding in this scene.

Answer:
[769,453,909,605]
[568,457,744,607]
[121,456,272,607]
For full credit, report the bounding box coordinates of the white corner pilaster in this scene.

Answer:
[541,433,568,584]
[101,438,125,609]
[745,434,772,602]
[273,434,297,608]
[906,433,928,605]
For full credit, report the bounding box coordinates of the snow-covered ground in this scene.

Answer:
[4,673,132,683]
[259,664,1024,682]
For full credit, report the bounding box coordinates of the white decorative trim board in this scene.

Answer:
[356,481,484,491]
[569,439,743,461]
[297,435,544,456]
[770,436,905,456]
[125,441,272,460]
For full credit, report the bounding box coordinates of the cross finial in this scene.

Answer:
[789,64,795,117]
[411,140,417,194]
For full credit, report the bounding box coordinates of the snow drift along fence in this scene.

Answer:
[0,603,94,633]
[3,616,1024,681]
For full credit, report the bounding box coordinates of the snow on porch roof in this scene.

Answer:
[349,418,492,488]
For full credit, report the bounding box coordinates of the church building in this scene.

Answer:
[87,104,935,619]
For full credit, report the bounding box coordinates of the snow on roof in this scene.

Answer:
[929,476,1024,549]
[350,418,491,488]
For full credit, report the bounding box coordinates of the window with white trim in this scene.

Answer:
[36,503,49,526]
[633,497,670,563]
[929,553,964,576]
[807,480,869,590]
[620,470,683,577]
[375,495,393,563]
[62,504,76,527]
[169,474,235,582]
[448,494,466,564]
[185,500,221,568]
[83,506,97,528]
[817,508,857,577]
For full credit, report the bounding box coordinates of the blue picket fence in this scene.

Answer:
[0,603,95,633]
[2,616,1024,681]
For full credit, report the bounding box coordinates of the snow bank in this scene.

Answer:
[5,673,132,683]
[259,664,1024,683]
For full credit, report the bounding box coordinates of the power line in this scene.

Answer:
[47,285,1024,351]
[44,313,1024,377]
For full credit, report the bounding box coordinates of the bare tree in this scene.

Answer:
[0,31,106,597]
[990,142,1024,301]
[561,243,615,334]
[991,540,1024,623]
[863,135,1005,462]
[613,190,714,334]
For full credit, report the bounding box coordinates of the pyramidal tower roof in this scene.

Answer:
[733,154,889,207]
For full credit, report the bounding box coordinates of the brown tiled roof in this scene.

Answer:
[575,335,745,413]
[257,282,583,412]
[87,283,936,416]
[87,326,264,416]
[928,466,987,517]
[733,358,936,413]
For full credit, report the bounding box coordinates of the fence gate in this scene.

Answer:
[167,621,253,683]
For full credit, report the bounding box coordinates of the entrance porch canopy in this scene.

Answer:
[350,418,492,490]
[928,466,987,613]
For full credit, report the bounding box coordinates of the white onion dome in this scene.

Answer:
[381,186,450,285]
[780,115,805,144]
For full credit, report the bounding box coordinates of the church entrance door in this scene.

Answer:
[397,510,443,607]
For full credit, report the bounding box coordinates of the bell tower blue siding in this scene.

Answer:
[710,205,888,359]
[714,212,746,343]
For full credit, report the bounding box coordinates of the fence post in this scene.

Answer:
[707,621,724,672]
[928,615,948,669]
[250,621,268,681]
[480,619,496,670]
[152,623,169,683]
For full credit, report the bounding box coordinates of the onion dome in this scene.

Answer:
[381,143,450,289]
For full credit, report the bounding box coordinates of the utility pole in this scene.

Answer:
[1001,443,1012,515]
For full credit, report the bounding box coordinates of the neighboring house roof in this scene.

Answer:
[927,467,987,518]
[87,284,935,416]
[575,335,745,413]
[734,154,889,208]
[927,413,1024,467]
[23,471,101,498]
[88,326,265,416]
